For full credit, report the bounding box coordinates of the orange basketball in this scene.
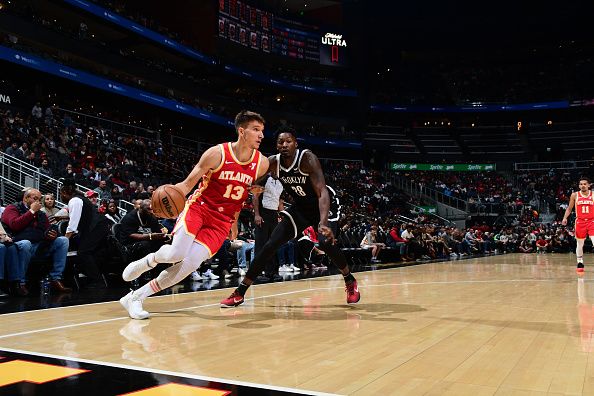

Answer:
[151,184,186,219]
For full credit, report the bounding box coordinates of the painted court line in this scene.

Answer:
[0,287,317,340]
[0,269,352,317]
[0,346,340,396]
[0,258,544,318]
[0,278,563,341]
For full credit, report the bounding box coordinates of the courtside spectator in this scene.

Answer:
[118,199,168,262]
[60,181,111,287]
[2,188,71,293]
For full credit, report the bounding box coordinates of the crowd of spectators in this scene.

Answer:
[1,99,589,299]
[395,167,592,221]
[1,104,195,200]
[345,215,576,264]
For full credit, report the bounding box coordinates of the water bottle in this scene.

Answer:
[40,276,51,296]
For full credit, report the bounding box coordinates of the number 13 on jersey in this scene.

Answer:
[223,184,245,200]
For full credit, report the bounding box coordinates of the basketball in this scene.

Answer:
[151,184,186,219]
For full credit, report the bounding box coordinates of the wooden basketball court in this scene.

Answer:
[0,253,591,395]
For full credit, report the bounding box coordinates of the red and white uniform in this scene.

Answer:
[575,190,594,239]
[173,143,261,256]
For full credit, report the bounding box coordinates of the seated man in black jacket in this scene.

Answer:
[60,182,110,287]
[118,199,168,262]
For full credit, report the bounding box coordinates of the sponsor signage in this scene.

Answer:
[320,32,348,67]
[390,163,496,171]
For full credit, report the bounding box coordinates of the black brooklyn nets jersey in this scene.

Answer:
[277,149,340,218]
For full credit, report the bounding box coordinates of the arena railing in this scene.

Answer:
[59,107,207,162]
[406,202,455,225]
[391,174,469,212]
[514,160,590,171]
[0,152,134,216]
[57,107,160,141]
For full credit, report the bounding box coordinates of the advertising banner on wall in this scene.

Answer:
[390,163,496,171]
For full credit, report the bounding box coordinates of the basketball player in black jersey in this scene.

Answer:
[221,127,360,307]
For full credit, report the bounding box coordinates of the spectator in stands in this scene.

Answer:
[62,163,79,181]
[401,224,420,259]
[19,142,30,159]
[387,222,408,259]
[133,183,146,200]
[360,225,385,263]
[85,190,99,207]
[464,229,479,253]
[1,188,71,293]
[536,236,549,254]
[104,201,121,225]
[98,199,108,214]
[24,152,37,167]
[39,158,53,177]
[41,193,60,223]
[5,141,22,159]
[235,216,255,277]
[60,181,110,287]
[495,231,509,253]
[278,240,297,272]
[31,102,42,121]
[439,227,459,258]
[94,180,112,200]
[518,236,534,253]
[110,185,123,203]
[123,180,137,201]
[118,198,168,262]
[0,223,28,296]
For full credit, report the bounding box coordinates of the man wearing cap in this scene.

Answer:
[61,181,110,287]
[85,190,99,206]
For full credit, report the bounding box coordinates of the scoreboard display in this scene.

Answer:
[218,0,347,67]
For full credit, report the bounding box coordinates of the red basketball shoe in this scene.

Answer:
[577,262,585,275]
[345,280,360,304]
[220,290,245,308]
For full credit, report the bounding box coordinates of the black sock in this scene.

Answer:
[237,282,249,296]
[578,262,585,269]
[343,272,355,283]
